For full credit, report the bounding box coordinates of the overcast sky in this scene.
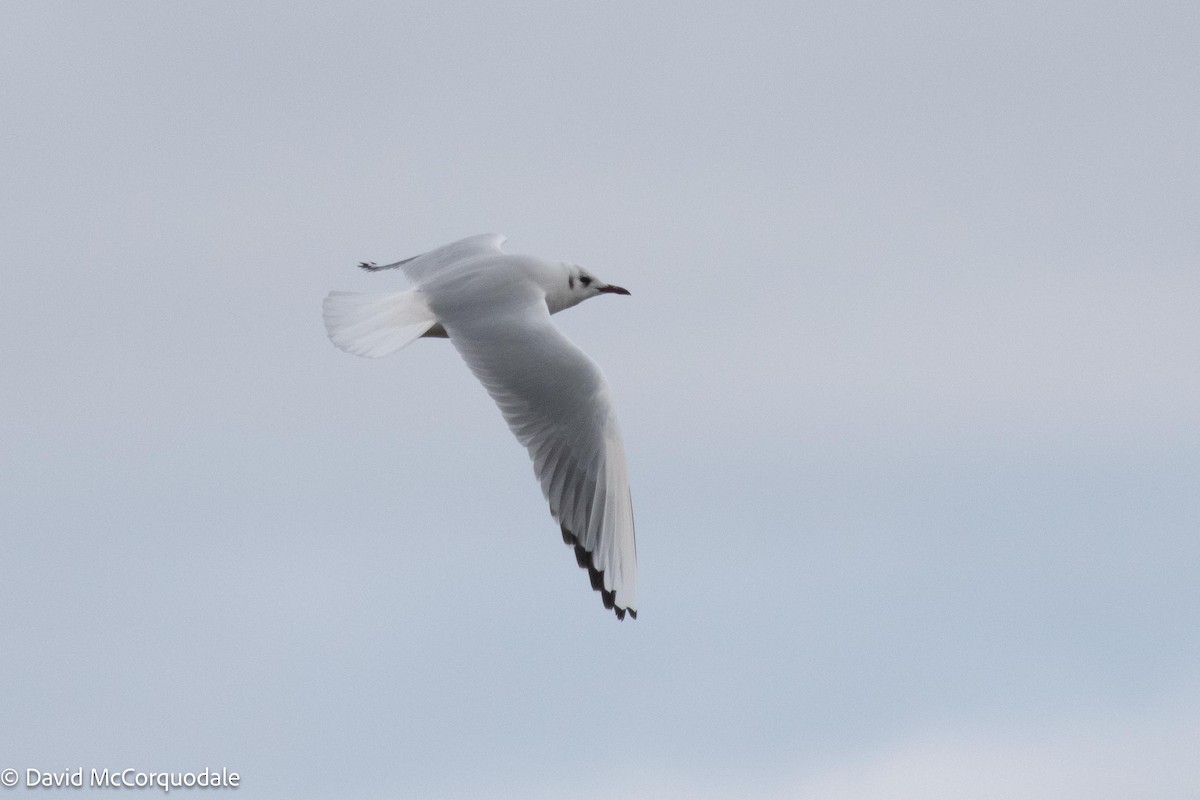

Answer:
[2,2,1198,798]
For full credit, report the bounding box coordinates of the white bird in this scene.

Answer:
[323,234,638,619]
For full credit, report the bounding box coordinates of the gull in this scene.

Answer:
[323,234,638,619]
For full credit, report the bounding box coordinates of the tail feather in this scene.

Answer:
[322,290,438,358]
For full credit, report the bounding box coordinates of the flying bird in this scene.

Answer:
[323,234,638,619]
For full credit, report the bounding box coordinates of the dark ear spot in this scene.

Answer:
[569,275,575,289]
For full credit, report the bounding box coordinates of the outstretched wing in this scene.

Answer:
[444,304,637,619]
[362,234,507,285]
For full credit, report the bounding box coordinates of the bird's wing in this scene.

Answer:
[365,234,507,285]
[444,303,637,619]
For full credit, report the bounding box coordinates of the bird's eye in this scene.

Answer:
[579,275,593,287]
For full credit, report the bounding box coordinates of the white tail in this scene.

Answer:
[322,290,438,358]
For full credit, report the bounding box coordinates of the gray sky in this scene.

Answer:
[2,1,1198,798]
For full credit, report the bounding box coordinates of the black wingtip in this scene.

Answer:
[357,253,421,273]
[560,524,636,621]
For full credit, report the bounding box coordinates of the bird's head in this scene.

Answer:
[545,262,630,314]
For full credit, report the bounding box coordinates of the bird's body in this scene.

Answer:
[323,234,637,619]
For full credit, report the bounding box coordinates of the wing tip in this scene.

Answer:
[561,525,637,621]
